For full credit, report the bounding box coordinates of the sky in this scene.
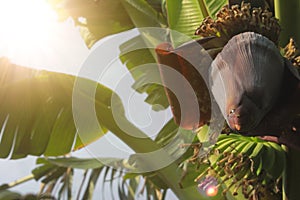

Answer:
[0,0,176,199]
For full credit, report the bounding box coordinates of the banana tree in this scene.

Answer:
[0,0,299,199]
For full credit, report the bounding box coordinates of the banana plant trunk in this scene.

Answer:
[275,0,300,199]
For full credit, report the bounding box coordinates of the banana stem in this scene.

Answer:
[274,1,300,199]
[274,0,300,45]
[282,148,300,200]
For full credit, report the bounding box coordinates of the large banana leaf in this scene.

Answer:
[0,58,120,158]
[0,58,184,159]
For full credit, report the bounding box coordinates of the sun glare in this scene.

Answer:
[206,185,218,197]
[0,0,59,66]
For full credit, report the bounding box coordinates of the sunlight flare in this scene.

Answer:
[0,0,62,67]
[0,0,57,46]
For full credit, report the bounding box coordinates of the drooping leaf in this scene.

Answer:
[119,36,169,110]
[0,58,118,158]
[0,58,166,159]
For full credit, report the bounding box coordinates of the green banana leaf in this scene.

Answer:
[119,35,169,110]
[0,58,121,158]
[0,57,172,159]
[121,0,166,27]
[0,57,206,199]
[166,0,227,47]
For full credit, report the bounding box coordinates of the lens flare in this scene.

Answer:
[206,185,218,197]
[197,176,219,197]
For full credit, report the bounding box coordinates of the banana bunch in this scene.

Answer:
[194,134,285,199]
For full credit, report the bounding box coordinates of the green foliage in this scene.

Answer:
[48,0,227,48]
[216,134,286,179]
[30,156,168,200]
[31,157,133,199]
[166,0,207,46]
[205,134,285,199]
[119,35,169,110]
[0,58,167,159]
[122,0,167,27]
[0,58,115,158]
[118,0,227,110]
